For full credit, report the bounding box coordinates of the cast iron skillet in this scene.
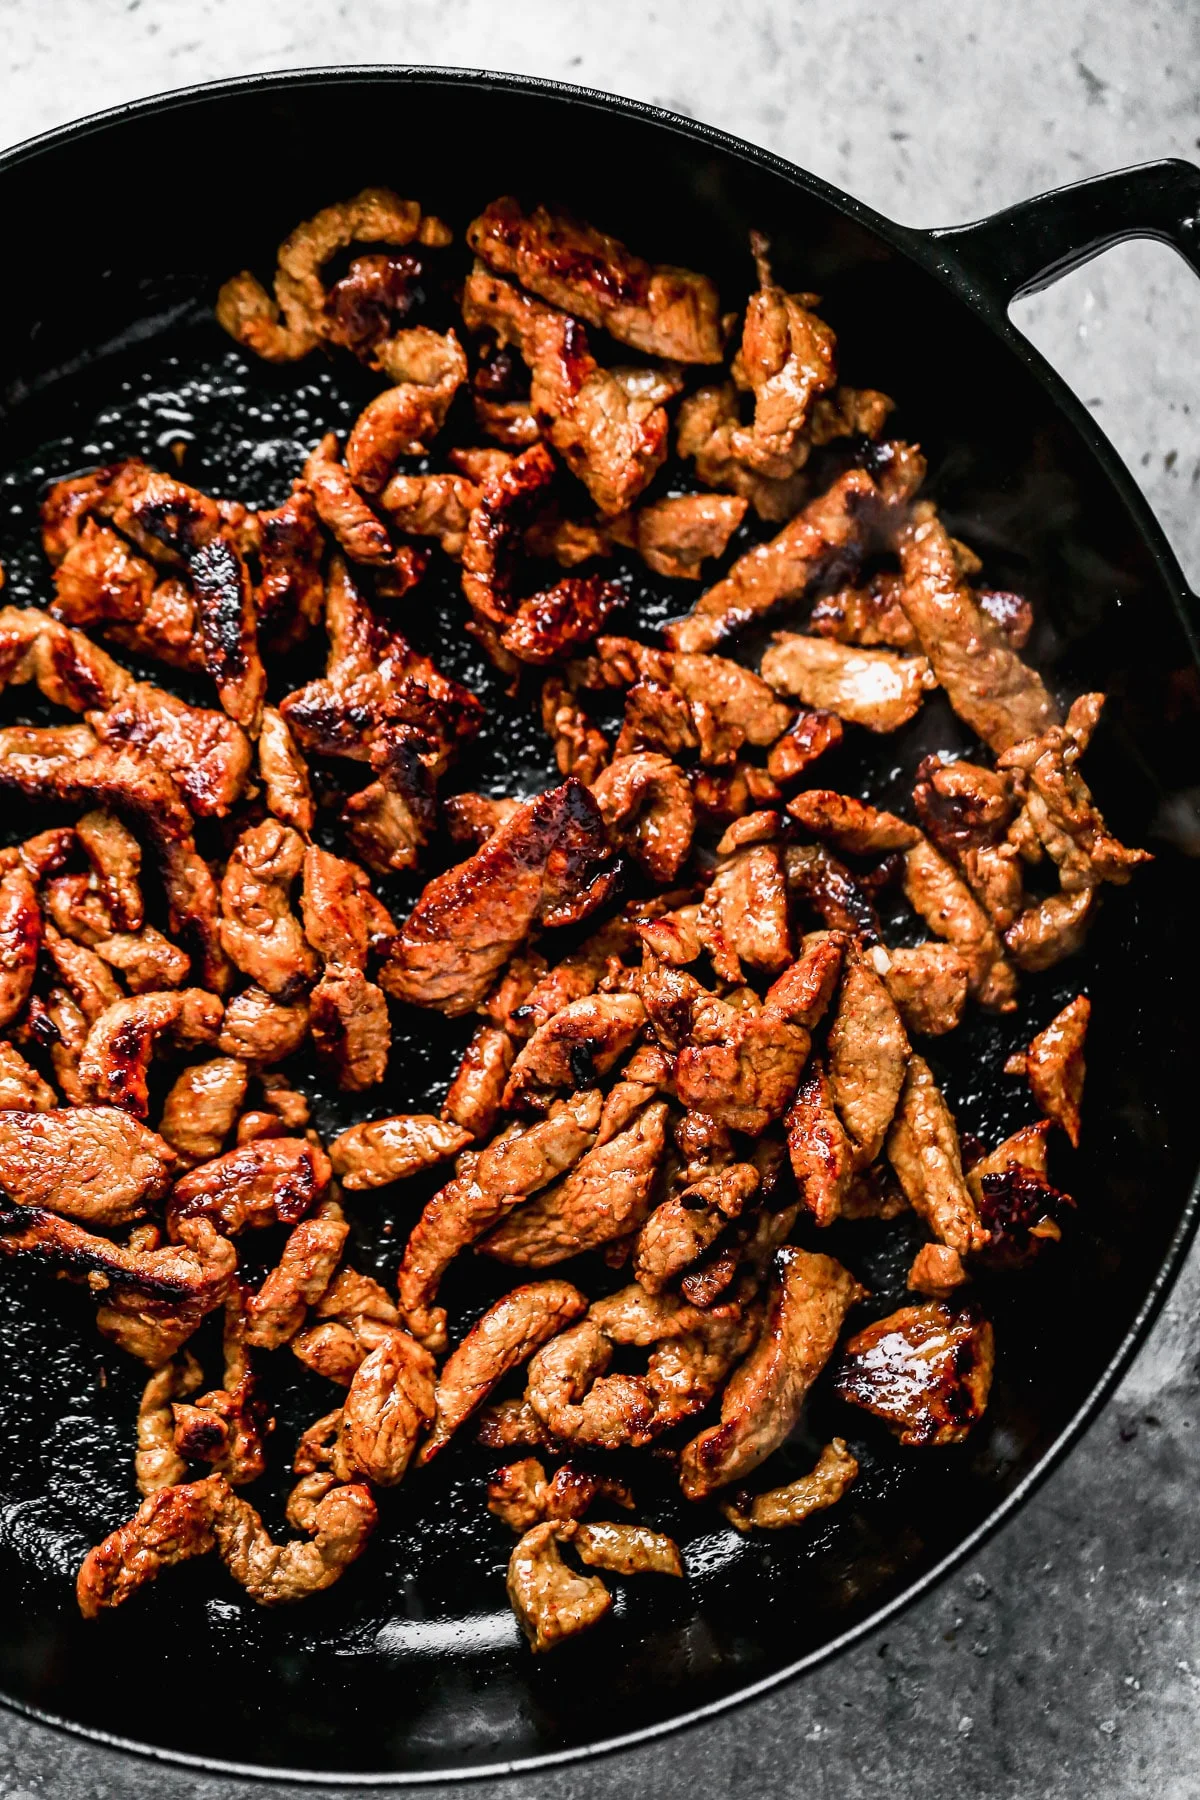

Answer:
[0,67,1198,1785]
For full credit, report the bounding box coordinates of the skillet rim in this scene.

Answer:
[0,62,1197,1787]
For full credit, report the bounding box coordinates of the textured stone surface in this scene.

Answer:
[0,4,1197,1796]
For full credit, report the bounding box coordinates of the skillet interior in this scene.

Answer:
[0,72,1197,1779]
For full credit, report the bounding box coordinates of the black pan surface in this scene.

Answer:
[0,69,1197,1783]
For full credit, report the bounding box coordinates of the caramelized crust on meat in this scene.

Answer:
[665,467,883,655]
[834,1300,994,1445]
[76,1477,220,1616]
[468,197,724,363]
[378,779,612,1016]
[462,267,678,516]
[168,1137,332,1236]
[78,989,224,1118]
[1007,994,1089,1145]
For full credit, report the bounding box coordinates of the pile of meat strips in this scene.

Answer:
[0,190,1149,1652]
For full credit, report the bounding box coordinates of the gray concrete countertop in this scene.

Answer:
[1,4,1197,1796]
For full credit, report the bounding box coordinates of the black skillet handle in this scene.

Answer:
[925,157,1200,310]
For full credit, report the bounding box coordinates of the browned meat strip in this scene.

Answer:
[997,696,1152,891]
[0,739,229,994]
[220,820,316,1002]
[217,986,310,1065]
[589,753,695,884]
[0,1043,56,1111]
[290,1267,407,1384]
[460,442,557,627]
[632,1159,760,1294]
[503,993,646,1112]
[586,634,793,764]
[77,810,143,930]
[767,708,844,783]
[43,924,122,1021]
[527,1281,760,1450]
[809,571,916,648]
[467,198,723,362]
[540,676,610,784]
[168,1137,332,1237]
[696,843,791,981]
[245,1200,350,1350]
[679,1248,864,1498]
[506,1521,612,1652]
[378,779,612,1016]
[76,1477,220,1617]
[334,1333,436,1486]
[462,267,678,515]
[303,432,400,566]
[729,236,837,477]
[761,633,934,733]
[0,862,39,1028]
[1006,994,1089,1146]
[664,466,897,656]
[785,1059,854,1226]
[902,837,1017,1013]
[381,470,479,557]
[0,1209,235,1365]
[78,990,223,1118]
[487,1457,634,1532]
[309,968,390,1092]
[886,1056,987,1255]
[91,683,252,819]
[673,989,811,1136]
[1005,887,1094,972]
[443,1025,514,1141]
[419,1280,589,1462]
[158,1058,248,1166]
[328,1114,472,1190]
[478,1099,669,1267]
[513,916,634,1038]
[345,328,467,492]
[396,1091,601,1349]
[476,1397,553,1451]
[257,707,315,833]
[834,1300,994,1445]
[897,506,1057,752]
[826,948,910,1166]
[136,1354,204,1494]
[572,1520,683,1577]
[720,1437,859,1531]
[500,575,623,667]
[0,1106,176,1224]
[913,756,1025,930]
[217,187,449,362]
[211,1474,377,1604]
[966,1123,1070,1264]
[94,927,191,994]
[616,494,748,580]
[875,942,970,1037]
[786,788,919,853]
[171,1290,267,1486]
